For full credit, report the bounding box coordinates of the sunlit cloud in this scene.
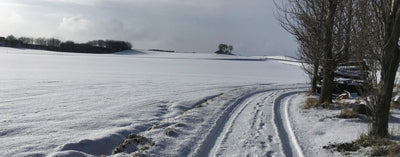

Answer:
[59,16,91,32]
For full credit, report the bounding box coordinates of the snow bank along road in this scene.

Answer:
[52,84,308,156]
[0,48,308,156]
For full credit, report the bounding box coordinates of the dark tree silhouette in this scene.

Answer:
[18,37,34,45]
[5,35,20,47]
[215,44,233,55]
[0,35,132,54]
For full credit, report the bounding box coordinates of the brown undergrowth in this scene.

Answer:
[324,134,400,156]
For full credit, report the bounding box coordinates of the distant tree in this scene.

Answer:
[218,44,228,52]
[47,38,61,47]
[60,41,75,51]
[1,35,131,53]
[104,40,115,50]
[87,40,99,47]
[0,36,5,44]
[228,45,233,52]
[18,37,34,45]
[215,44,233,54]
[104,40,132,51]
[124,41,132,50]
[5,35,20,47]
[35,38,47,46]
[98,40,106,48]
[6,35,16,41]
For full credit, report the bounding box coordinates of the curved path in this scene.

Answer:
[194,86,306,157]
[54,84,308,156]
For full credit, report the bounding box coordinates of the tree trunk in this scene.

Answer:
[371,41,399,137]
[319,0,337,104]
[311,61,319,94]
[320,61,334,104]
[370,1,400,138]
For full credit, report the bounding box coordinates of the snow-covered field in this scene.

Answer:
[1,47,399,157]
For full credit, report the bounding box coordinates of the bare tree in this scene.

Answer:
[318,0,340,104]
[278,0,400,139]
[87,40,99,47]
[366,0,400,138]
[18,37,34,45]
[333,0,354,62]
[276,0,324,94]
[216,44,230,54]
[35,38,47,46]
[6,35,17,41]
[47,38,61,47]
[276,0,341,100]
[228,45,233,53]
[5,35,20,46]
[218,44,228,52]
[98,40,106,48]
[342,0,400,138]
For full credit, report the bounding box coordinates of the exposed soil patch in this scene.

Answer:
[113,134,155,155]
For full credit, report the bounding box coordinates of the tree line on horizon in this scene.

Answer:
[0,35,132,53]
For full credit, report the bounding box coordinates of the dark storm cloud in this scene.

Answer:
[0,0,297,56]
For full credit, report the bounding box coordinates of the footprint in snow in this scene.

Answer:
[266,150,275,157]
[268,135,273,142]
[314,131,326,135]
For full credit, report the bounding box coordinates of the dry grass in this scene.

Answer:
[391,99,400,109]
[356,134,393,147]
[370,142,400,156]
[324,133,400,156]
[321,101,332,109]
[112,134,155,155]
[338,103,359,119]
[303,96,335,109]
[303,97,319,109]
[387,144,400,156]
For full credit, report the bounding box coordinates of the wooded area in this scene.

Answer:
[0,35,132,53]
[277,0,400,138]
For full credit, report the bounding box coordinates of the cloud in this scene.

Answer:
[0,0,298,56]
[59,16,91,32]
[39,0,100,6]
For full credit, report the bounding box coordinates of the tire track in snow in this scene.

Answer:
[273,91,305,157]
[213,91,279,156]
[194,87,306,157]
[194,89,277,157]
[213,92,275,156]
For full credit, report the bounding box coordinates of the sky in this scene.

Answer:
[0,0,298,56]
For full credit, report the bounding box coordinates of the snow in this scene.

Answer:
[288,95,400,157]
[0,47,399,157]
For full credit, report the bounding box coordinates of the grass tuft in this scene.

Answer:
[391,99,400,109]
[303,97,319,109]
[337,103,359,119]
[112,134,155,155]
[324,133,400,156]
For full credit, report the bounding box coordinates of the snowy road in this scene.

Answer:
[193,86,306,157]
[106,84,309,157]
[46,84,308,157]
